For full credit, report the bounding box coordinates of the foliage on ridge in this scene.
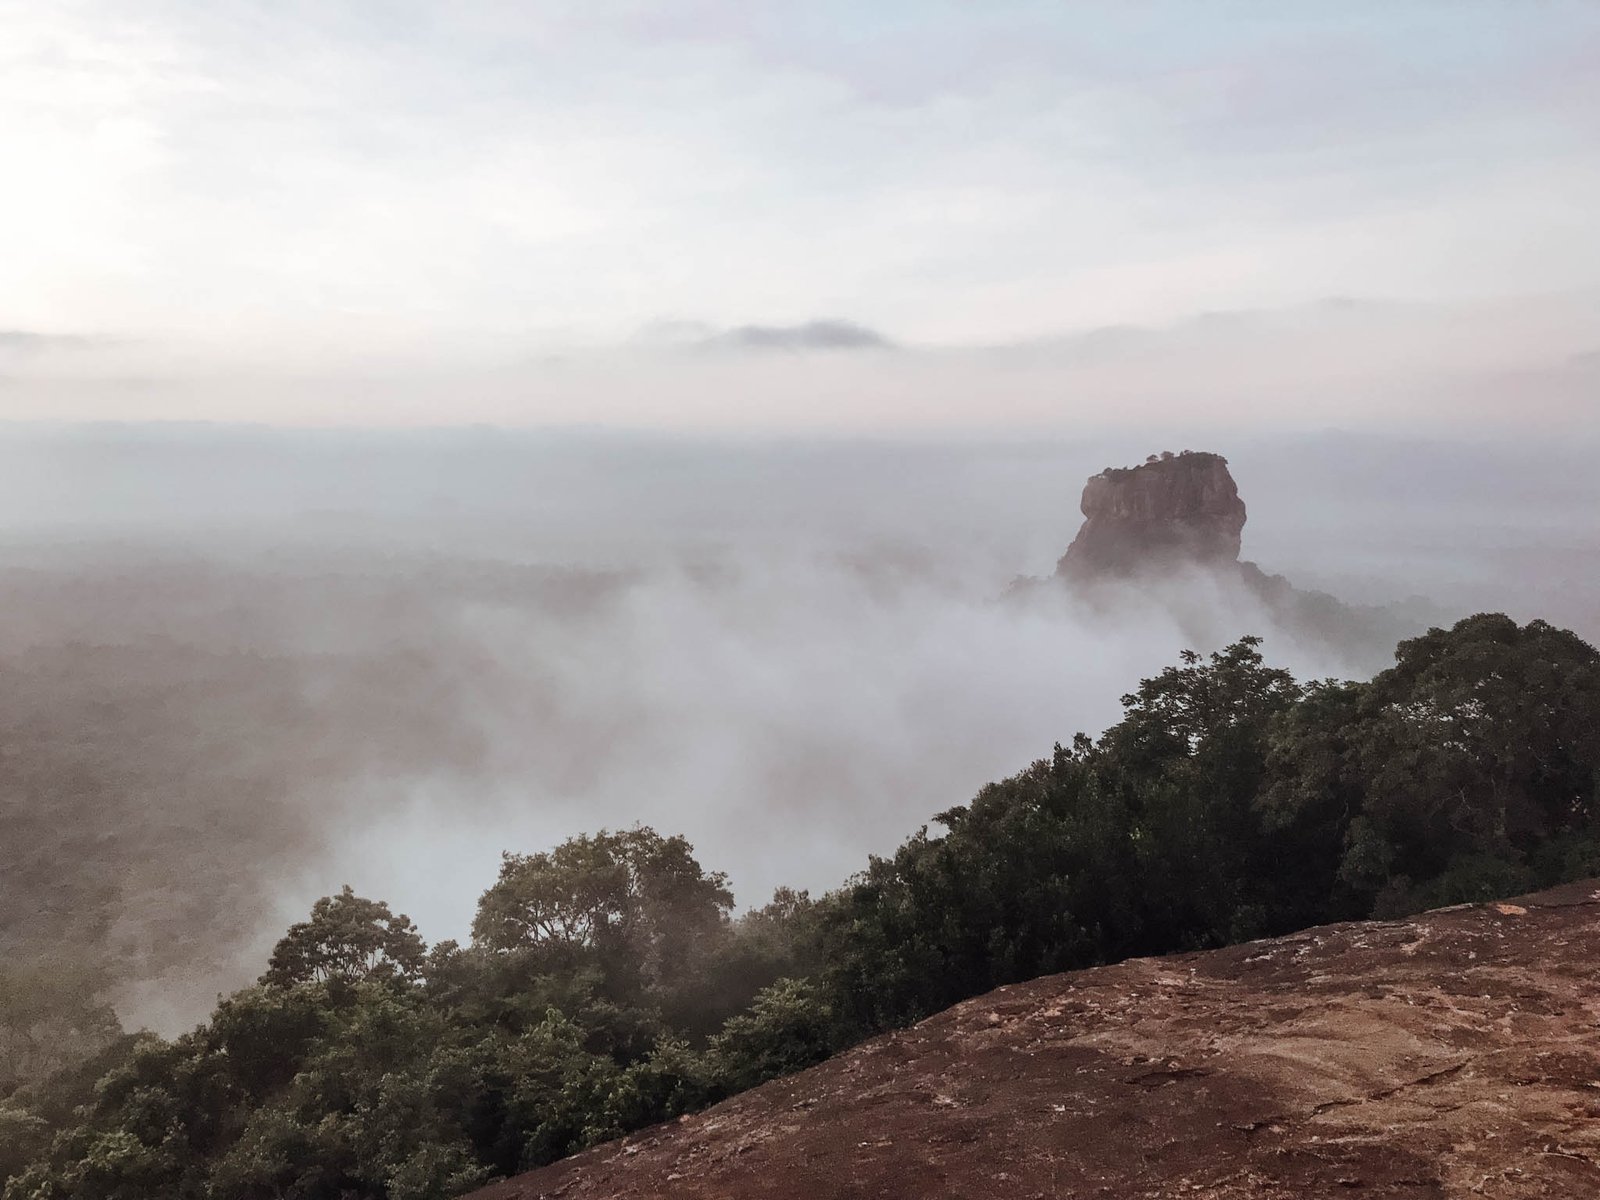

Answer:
[4,613,1598,1199]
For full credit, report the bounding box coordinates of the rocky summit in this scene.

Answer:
[466,882,1600,1200]
[1057,450,1247,578]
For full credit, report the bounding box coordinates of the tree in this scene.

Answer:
[261,887,426,988]
[1095,637,1305,943]
[471,828,733,1004]
[1267,615,1600,914]
[1102,636,1301,767]
[709,978,836,1092]
[208,985,330,1099]
[810,638,1310,1036]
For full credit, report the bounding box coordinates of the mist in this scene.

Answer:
[0,421,1595,1034]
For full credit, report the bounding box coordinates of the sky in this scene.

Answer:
[2,1,1598,427]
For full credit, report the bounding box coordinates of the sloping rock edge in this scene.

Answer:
[468,882,1600,1199]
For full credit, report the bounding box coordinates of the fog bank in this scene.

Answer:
[0,424,1595,1032]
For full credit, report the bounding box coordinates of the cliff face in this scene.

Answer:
[467,882,1600,1200]
[1057,450,1245,578]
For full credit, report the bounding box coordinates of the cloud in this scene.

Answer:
[626,317,897,354]
[698,319,896,353]
[972,297,1421,364]
[5,1,1597,384]
[0,331,100,354]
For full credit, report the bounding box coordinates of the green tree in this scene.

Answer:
[261,887,426,988]
[709,978,836,1092]
[1266,614,1600,914]
[1100,636,1304,945]
[813,637,1305,1036]
[472,828,733,1014]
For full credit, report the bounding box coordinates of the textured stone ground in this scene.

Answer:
[468,882,1600,1199]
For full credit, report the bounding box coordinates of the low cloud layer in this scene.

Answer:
[1,291,1596,433]
[0,425,1595,1034]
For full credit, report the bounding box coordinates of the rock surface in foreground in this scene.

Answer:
[467,882,1600,1200]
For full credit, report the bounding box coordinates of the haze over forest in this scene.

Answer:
[0,423,1594,1035]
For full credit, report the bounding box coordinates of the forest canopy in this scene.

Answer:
[3,613,1598,1200]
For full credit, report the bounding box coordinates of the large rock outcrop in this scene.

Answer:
[1057,450,1246,578]
[466,882,1600,1200]
[1034,449,1431,673]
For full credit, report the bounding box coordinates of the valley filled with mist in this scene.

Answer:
[3,422,1596,1034]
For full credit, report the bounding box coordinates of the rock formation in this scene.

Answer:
[1057,450,1246,578]
[466,881,1600,1200]
[1033,449,1433,674]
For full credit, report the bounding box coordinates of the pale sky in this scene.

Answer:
[2,1,1598,426]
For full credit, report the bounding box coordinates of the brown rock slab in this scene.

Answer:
[465,881,1600,1200]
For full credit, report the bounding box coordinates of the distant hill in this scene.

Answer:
[468,881,1600,1200]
